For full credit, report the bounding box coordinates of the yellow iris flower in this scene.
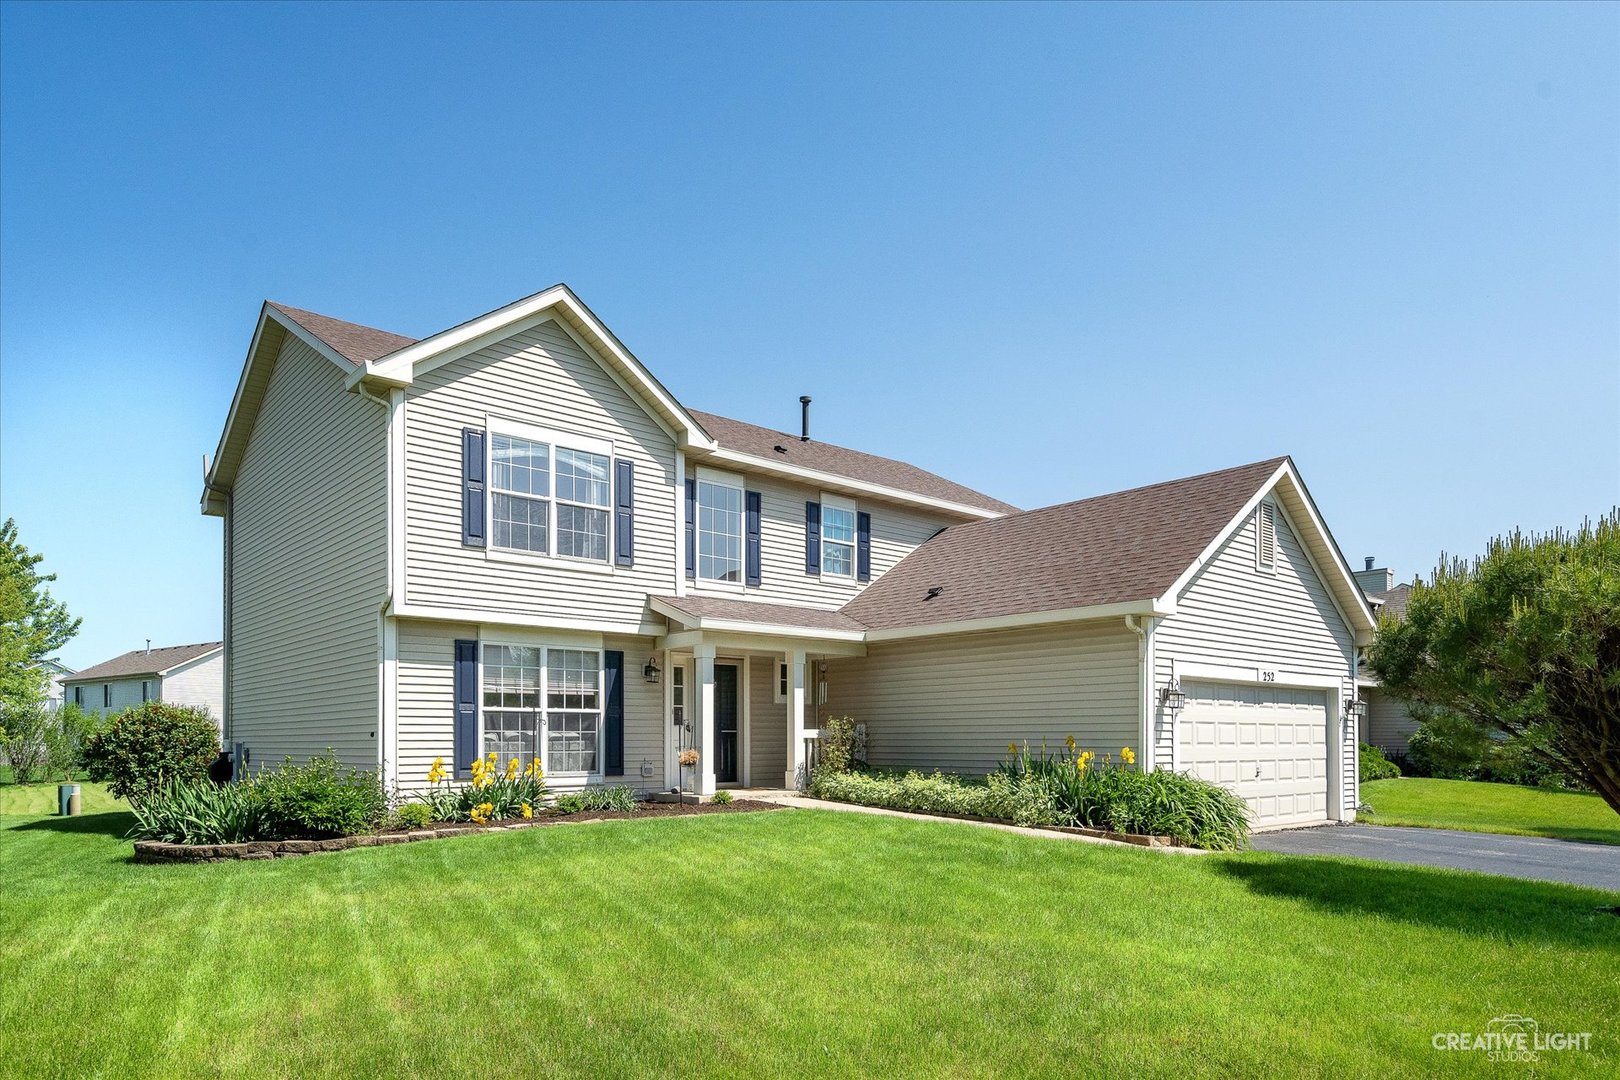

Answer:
[1121,747,1136,765]
[506,757,520,780]
[521,802,533,819]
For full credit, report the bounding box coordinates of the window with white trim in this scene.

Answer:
[821,495,856,578]
[671,665,686,727]
[489,425,613,563]
[774,661,789,703]
[1256,502,1278,572]
[697,476,744,582]
[481,644,603,775]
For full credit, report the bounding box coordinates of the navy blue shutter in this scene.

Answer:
[461,428,486,547]
[614,460,635,567]
[804,501,821,575]
[453,639,478,778]
[603,651,624,776]
[857,511,872,582]
[684,479,697,579]
[745,491,762,587]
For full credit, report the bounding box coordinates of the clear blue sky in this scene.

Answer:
[2,2,1615,670]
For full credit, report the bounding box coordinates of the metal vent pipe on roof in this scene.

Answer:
[800,396,811,441]
[1365,556,1375,571]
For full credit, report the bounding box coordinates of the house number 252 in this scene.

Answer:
[1259,670,1277,682]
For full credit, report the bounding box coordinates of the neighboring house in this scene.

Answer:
[200,285,1376,829]
[1354,558,1420,755]
[61,642,225,725]
[34,659,74,712]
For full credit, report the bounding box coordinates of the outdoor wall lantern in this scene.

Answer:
[643,656,661,683]
[1160,678,1186,715]
[1345,696,1368,723]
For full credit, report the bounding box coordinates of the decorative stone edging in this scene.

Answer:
[802,799,1179,847]
[132,802,782,864]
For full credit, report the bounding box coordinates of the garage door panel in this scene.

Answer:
[1180,680,1331,828]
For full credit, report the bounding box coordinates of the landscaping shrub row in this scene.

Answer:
[807,721,1251,851]
[1359,743,1401,782]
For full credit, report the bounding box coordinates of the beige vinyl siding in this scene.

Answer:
[160,652,224,722]
[1154,500,1358,814]
[394,620,666,794]
[403,318,677,630]
[822,622,1140,775]
[66,678,151,719]
[229,335,386,771]
[748,655,786,785]
[689,470,954,609]
[1366,687,1419,755]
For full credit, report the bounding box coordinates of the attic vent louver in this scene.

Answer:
[925,586,945,601]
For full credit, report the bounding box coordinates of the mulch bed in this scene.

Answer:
[132,798,784,864]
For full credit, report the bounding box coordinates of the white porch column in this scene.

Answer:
[694,644,717,797]
[785,649,807,789]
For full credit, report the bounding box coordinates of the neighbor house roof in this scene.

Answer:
[842,458,1292,633]
[686,411,1017,516]
[1371,583,1413,621]
[63,642,223,683]
[650,595,866,638]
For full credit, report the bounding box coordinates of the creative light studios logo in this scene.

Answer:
[1433,1015,1593,1063]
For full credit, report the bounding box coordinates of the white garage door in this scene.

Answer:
[1179,680,1330,828]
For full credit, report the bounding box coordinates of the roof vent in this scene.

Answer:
[800,396,812,442]
[925,586,944,601]
[774,444,788,454]
[1365,556,1375,571]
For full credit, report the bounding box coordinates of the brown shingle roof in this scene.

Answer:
[653,595,866,634]
[63,642,222,682]
[842,458,1288,633]
[687,410,1017,515]
[1372,583,1413,621]
[267,302,418,366]
[257,299,1015,517]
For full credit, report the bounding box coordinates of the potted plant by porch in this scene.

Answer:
[677,748,699,803]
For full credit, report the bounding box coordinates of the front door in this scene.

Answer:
[715,663,740,784]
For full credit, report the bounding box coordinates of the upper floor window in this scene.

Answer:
[489,423,612,563]
[698,476,744,583]
[821,496,856,578]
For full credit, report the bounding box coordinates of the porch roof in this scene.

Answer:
[650,595,867,639]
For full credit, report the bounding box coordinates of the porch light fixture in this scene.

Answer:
[643,656,661,683]
[1345,696,1368,723]
[1160,679,1186,715]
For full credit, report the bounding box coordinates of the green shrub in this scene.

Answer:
[1405,714,1494,779]
[1360,743,1401,782]
[0,703,92,783]
[818,716,857,774]
[553,792,587,814]
[391,802,435,830]
[809,768,1047,822]
[709,790,733,805]
[252,752,387,838]
[578,784,637,811]
[82,702,218,804]
[127,780,267,844]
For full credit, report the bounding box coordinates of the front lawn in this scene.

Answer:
[1,805,1615,1078]
[0,776,122,817]
[1363,777,1620,846]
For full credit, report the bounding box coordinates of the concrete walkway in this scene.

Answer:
[1250,823,1620,890]
[740,790,1207,854]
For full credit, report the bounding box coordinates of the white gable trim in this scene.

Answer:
[349,284,714,450]
[202,305,368,513]
[648,597,866,643]
[159,647,225,677]
[1155,460,1376,645]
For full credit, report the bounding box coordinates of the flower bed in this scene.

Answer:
[806,734,1250,851]
[132,798,783,863]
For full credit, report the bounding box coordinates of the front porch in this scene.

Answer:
[649,595,866,796]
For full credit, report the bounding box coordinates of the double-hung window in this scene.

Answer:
[481,643,603,775]
[488,422,612,563]
[821,496,856,578]
[697,474,744,583]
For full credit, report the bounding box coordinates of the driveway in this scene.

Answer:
[1250,824,1620,891]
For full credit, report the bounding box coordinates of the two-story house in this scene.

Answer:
[201,285,1376,828]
